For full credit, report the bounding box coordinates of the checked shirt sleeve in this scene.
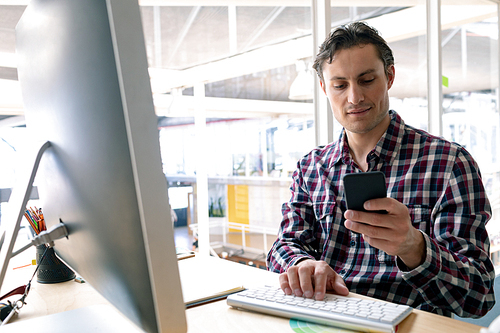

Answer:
[266,164,320,273]
[400,147,496,318]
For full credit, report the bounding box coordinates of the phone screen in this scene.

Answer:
[343,171,387,213]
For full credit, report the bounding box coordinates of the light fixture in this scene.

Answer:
[288,60,314,101]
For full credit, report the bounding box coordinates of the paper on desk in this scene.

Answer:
[175,247,196,261]
[178,256,246,308]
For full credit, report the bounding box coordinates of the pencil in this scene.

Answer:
[27,210,38,230]
[24,212,39,234]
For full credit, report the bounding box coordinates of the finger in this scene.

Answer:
[345,213,392,237]
[286,266,303,297]
[344,219,372,234]
[297,265,314,298]
[312,268,327,300]
[365,197,405,216]
[345,209,384,227]
[344,209,367,223]
[333,274,349,296]
[278,272,293,295]
[363,198,388,212]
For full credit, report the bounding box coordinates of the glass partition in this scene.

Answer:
[440,2,500,260]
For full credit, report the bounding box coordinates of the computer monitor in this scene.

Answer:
[3,0,187,332]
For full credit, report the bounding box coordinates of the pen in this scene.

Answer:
[37,207,45,231]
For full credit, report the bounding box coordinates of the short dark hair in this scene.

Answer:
[312,21,394,83]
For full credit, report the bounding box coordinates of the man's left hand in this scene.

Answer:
[344,197,425,269]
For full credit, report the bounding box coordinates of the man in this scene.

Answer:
[266,21,495,318]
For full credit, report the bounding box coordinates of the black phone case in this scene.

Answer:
[343,171,387,212]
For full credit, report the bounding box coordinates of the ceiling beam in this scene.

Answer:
[242,6,285,50]
[153,94,313,118]
[0,80,23,115]
[0,107,23,116]
[166,6,201,65]
[0,52,19,69]
[149,35,311,93]
[0,67,17,81]
[0,115,25,128]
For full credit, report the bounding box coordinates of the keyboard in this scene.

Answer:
[226,286,412,333]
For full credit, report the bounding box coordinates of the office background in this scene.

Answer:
[0,0,499,317]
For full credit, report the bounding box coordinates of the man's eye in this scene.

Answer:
[362,79,375,84]
[334,84,345,89]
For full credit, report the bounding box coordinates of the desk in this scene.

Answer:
[1,252,485,333]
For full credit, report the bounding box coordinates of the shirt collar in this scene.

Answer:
[330,110,404,168]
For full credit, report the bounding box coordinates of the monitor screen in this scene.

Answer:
[11,0,186,332]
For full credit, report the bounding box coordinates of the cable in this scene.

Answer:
[0,245,49,326]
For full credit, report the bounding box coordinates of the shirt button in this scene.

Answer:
[350,240,356,246]
[339,269,346,275]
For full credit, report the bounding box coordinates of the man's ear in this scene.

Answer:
[319,78,327,95]
[387,65,395,90]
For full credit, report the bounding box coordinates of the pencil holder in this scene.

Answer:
[36,244,76,284]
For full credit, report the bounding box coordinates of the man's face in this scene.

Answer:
[320,43,395,136]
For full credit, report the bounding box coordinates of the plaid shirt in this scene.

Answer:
[267,110,495,317]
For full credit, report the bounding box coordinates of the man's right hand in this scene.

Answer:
[278,259,349,301]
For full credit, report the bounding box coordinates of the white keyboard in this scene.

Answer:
[226,286,412,333]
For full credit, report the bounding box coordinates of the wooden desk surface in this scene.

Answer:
[0,246,110,321]
[1,252,485,333]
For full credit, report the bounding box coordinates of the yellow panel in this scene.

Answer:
[227,184,249,232]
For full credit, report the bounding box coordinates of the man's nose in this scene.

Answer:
[347,84,364,104]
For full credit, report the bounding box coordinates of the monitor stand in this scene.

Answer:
[0,141,52,291]
[0,140,70,297]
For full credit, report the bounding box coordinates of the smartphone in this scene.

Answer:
[343,171,387,213]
